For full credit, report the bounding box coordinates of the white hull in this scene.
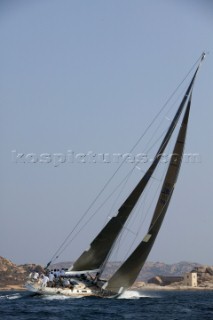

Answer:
[25,280,118,298]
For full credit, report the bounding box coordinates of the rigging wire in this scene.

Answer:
[110,167,164,263]
[46,53,205,267]
[116,55,206,264]
[119,89,196,264]
[105,167,134,225]
[53,117,180,261]
[123,144,171,260]
[52,167,136,259]
[141,84,188,156]
[116,84,193,261]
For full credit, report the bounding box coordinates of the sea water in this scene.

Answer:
[0,290,213,320]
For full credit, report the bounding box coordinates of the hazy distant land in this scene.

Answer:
[1,256,213,291]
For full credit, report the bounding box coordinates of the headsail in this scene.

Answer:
[103,93,192,294]
[69,63,201,274]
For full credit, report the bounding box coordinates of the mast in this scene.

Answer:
[103,93,192,294]
[69,61,202,275]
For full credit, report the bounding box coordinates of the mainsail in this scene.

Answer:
[69,59,202,274]
[103,93,192,294]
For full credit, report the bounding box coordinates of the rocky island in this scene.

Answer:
[0,256,43,291]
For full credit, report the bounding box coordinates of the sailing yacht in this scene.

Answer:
[26,53,205,298]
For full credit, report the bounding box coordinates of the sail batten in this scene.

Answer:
[104,93,192,294]
[70,60,202,275]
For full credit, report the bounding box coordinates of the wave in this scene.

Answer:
[118,289,161,299]
[0,293,22,300]
[41,294,72,300]
[118,290,146,299]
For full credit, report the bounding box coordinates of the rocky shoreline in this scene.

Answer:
[1,256,213,292]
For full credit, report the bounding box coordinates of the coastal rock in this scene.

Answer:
[0,256,44,290]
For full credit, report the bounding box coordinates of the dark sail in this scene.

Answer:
[69,67,199,274]
[103,94,192,294]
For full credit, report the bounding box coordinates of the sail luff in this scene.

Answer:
[70,64,200,274]
[103,94,192,294]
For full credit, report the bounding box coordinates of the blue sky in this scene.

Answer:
[0,0,213,266]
